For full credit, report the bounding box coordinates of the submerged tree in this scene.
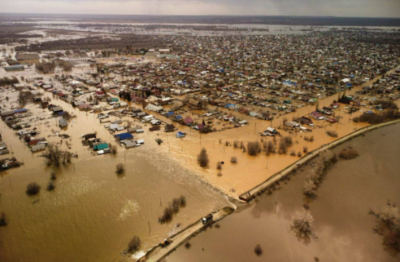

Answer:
[47,181,55,191]
[116,163,125,174]
[370,201,400,255]
[303,178,317,198]
[26,182,41,195]
[158,196,187,224]
[127,236,141,254]
[254,244,263,256]
[291,208,315,243]
[247,141,262,156]
[0,212,8,227]
[197,148,209,168]
[41,144,73,167]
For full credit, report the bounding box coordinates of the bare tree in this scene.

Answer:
[247,141,261,156]
[291,208,315,242]
[197,148,209,168]
[26,182,41,195]
[116,163,125,174]
[370,201,400,254]
[127,236,141,254]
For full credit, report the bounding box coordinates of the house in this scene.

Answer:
[165,124,176,132]
[145,103,163,112]
[176,132,186,138]
[59,118,68,128]
[326,118,337,124]
[194,124,205,131]
[183,117,194,125]
[261,127,279,136]
[285,121,300,128]
[249,111,259,117]
[41,101,49,108]
[150,119,161,125]
[51,106,63,113]
[310,111,323,120]
[83,133,96,140]
[93,143,109,151]
[109,97,119,104]
[188,99,202,109]
[110,124,124,131]
[1,111,14,118]
[224,115,235,121]
[4,65,24,72]
[14,108,27,114]
[135,139,145,146]
[121,140,137,148]
[0,142,7,150]
[115,133,133,141]
[31,144,46,152]
[300,116,313,125]
[79,104,92,111]
[28,138,46,147]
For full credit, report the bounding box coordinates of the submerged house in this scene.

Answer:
[59,118,68,128]
[183,117,194,125]
[83,133,96,140]
[165,124,176,132]
[93,143,109,151]
[114,132,133,141]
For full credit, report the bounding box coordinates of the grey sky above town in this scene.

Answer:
[1,0,400,17]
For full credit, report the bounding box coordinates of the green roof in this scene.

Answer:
[93,143,109,151]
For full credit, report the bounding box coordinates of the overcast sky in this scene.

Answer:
[1,0,400,18]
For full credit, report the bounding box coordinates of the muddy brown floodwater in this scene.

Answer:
[167,122,400,262]
[0,91,229,262]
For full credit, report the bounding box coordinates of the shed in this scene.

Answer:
[52,106,63,113]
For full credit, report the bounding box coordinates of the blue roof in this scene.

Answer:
[115,133,133,140]
[166,111,174,116]
[175,115,182,120]
[14,109,27,113]
[225,103,236,108]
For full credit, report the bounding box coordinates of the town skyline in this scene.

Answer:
[1,0,400,18]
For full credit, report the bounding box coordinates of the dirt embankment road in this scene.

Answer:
[138,207,234,262]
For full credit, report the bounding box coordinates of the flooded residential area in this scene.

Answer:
[0,8,400,262]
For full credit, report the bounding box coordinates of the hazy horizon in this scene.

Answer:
[1,0,400,18]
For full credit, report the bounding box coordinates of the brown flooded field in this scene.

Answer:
[166,122,400,262]
[0,88,229,262]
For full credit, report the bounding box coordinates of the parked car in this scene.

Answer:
[159,238,173,247]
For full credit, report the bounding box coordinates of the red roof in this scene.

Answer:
[28,140,40,146]
[183,117,193,124]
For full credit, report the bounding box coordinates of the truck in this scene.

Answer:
[201,214,213,224]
